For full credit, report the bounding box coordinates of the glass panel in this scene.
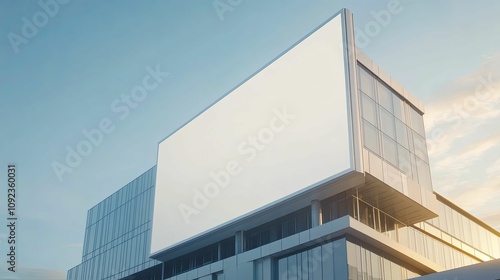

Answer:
[278,257,288,280]
[377,82,394,113]
[363,120,380,155]
[479,227,488,254]
[322,243,334,279]
[462,217,472,245]
[398,145,411,176]
[359,67,375,99]
[296,251,305,280]
[395,119,409,149]
[333,239,348,280]
[346,242,358,280]
[416,158,432,190]
[380,107,396,139]
[382,134,398,167]
[393,94,405,121]
[363,247,372,280]
[410,154,418,181]
[413,131,428,162]
[287,254,297,279]
[371,251,381,280]
[356,244,363,280]
[390,261,402,280]
[383,258,391,280]
[409,107,425,136]
[361,92,378,126]
[311,247,323,279]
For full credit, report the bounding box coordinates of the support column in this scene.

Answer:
[235,230,244,254]
[311,199,322,227]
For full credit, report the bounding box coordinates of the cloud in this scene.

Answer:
[448,177,500,211]
[424,54,500,158]
[425,87,500,158]
[0,267,66,280]
[432,135,499,172]
[486,158,500,176]
[425,53,500,231]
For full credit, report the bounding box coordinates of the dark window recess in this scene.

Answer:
[164,236,235,278]
[321,194,355,223]
[220,237,235,259]
[245,206,311,251]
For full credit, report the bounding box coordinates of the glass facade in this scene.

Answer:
[419,197,500,259]
[346,240,421,280]
[276,238,348,280]
[67,167,160,280]
[67,182,498,279]
[358,66,432,190]
[275,238,422,280]
[321,193,491,270]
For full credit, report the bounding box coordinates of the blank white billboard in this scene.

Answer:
[152,12,352,254]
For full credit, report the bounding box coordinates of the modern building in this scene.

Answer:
[67,9,500,280]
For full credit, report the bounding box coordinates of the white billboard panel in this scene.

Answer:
[152,13,352,254]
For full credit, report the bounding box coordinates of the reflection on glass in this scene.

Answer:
[359,67,375,98]
[363,120,380,155]
[358,66,433,189]
[397,145,411,176]
[377,82,394,113]
[361,92,378,126]
[380,107,396,139]
[395,119,408,149]
[409,107,423,135]
[393,94,405,121]
[412,131,428,162]
[382,134,398,167]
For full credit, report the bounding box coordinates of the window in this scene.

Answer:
[382,134,398,167]
[245,207,309,250]
[363,120,380,155]
[357,65,433,188]
[165,238,234,278]
[380,107,396,139]
[377,82,394,113]
[409,107,425,136]
[220,237,235,259]
[395,119,409,148]
[361,93,378,126]
[397,145,411,176]
[359,67,375,98]
[393,94,405,121]
[413,131,428,162]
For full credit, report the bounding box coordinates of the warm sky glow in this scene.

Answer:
[1,1,499,279]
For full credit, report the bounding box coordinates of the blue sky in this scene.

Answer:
[0,1,499,279]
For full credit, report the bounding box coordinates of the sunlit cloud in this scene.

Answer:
[449,178,500,211]
[432,135,499,172]
[425,53,500,230]
[486,158,500,176]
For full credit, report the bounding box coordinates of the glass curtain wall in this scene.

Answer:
[358,66,432,191]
